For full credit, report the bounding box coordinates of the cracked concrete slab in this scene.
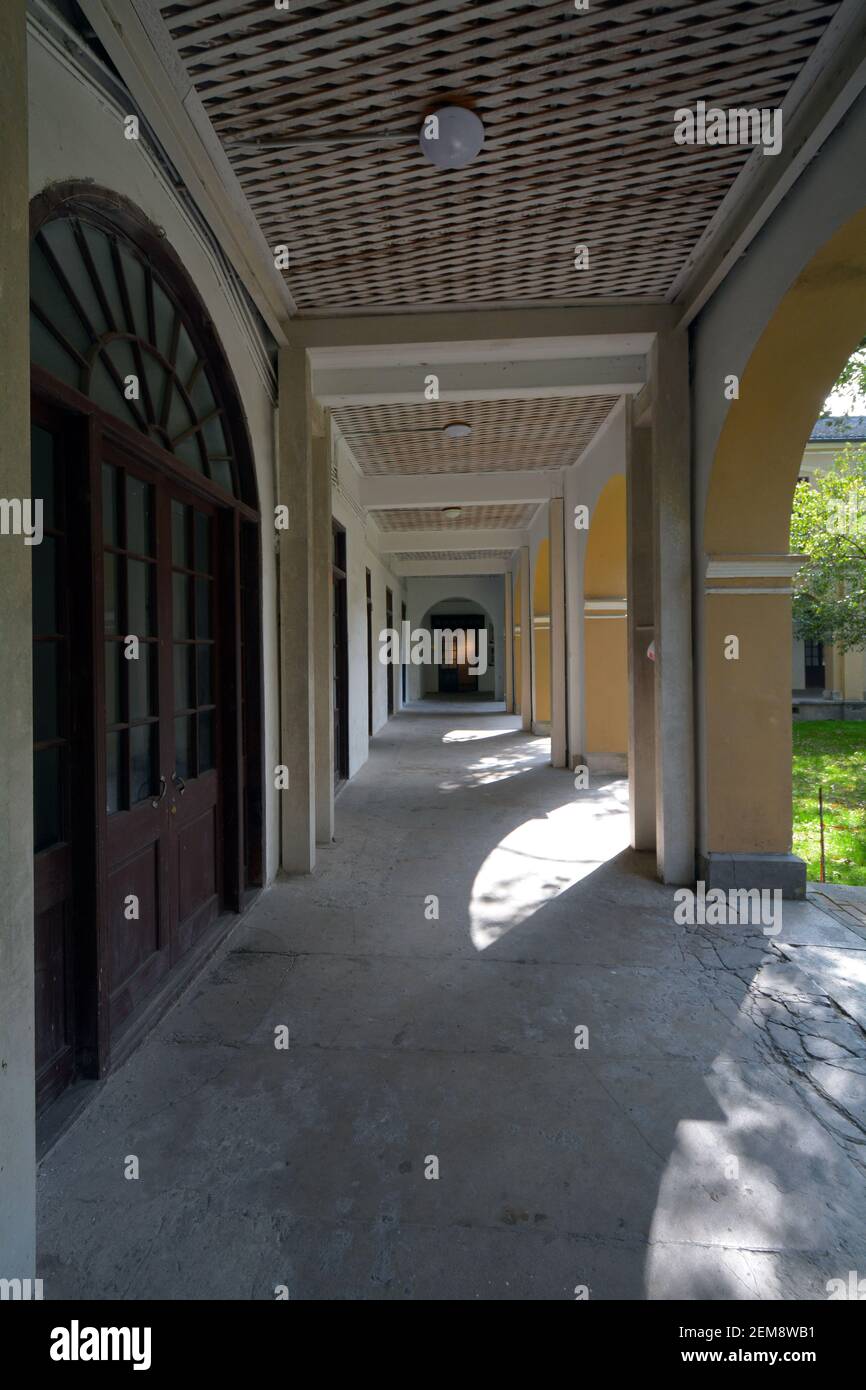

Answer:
[36,703,866,1300]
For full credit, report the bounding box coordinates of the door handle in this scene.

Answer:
[151,775,167,808]
[172,771,186,796]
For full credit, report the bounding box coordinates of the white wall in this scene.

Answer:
[404,575,505,699]
[28,20,282,878]
[562,400,628,763]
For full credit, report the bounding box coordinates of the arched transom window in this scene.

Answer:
[30,207,239,496]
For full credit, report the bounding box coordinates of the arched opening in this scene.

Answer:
[700,207,866,889]
[532,539,551,728]
[415,595,497,700]
[583,474,628,771]
[28,184,264,1113]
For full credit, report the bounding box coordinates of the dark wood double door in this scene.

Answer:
[33,402,237,1111]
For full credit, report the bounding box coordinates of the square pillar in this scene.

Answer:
[311,420,333,845]
[518,545,532,731]
[627,410,656,850]
[651,332,695,884]
[550,497,568,767]
[0,0,35,1281]
[277,347,316,873]
[504,571,514,713]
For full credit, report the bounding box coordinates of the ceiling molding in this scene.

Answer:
[312,354,645,406]
[376,527,529,554]
[78,0,296,342]
[360,471,562,510]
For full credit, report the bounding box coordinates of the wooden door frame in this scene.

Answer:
[31,369,264,1083]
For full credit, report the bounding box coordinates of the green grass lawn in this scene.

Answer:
[792,721,866,885]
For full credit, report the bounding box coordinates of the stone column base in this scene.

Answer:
[697,852,806,900]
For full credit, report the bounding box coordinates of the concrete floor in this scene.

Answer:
[38,701,866,1300]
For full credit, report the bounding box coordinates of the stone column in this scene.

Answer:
[550,497,567,767]
[0,0,35,1281]
[277,347,316,872]
[700,555,807,896]
[311,419,333,845]
[651,332,695,884]
[504,571,514,713]
[519,545,532,731]
[627,413,656,850]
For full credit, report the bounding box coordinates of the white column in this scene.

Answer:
[550,497,567,767]
[627,408,656,850]
[504,571,514,713]
[312,420,333,845]
[651,332,695,883]
[519,545,532,731]
[278,347,316,872]
[0,0,35,1280]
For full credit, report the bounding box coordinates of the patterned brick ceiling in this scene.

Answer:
[159,0,841,313]
[332,394,619,473]
[375,504,537,531]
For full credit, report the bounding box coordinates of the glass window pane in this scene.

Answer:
[152,280,176,361]
[29,314,79,389]
[128,643,154,721]
[127,559,154,637]
[130,724,157,805]
[174,325,198,387]
[104,553,120,634]
[198,710,215,773]
[34,642,60,743]
[34,745,63,852]
[174,436,206,474]
[90,352,138,430]
[126,475,153,556]
[175,715,193,780]
[209,458,234,494]
[42,218,109,337]
[31,426,56,530]
[196,643,212,706]
[174,644,193,712]
[30,237,92,358]
[173,573,191,638]
[172,500,190,568]
[102,465,118,546]
[105,641,121,726]
[80,222,125,333]
[195,577,212,638]
[106,730,125,814]
[194,511,211,573]
[117,244,148,339]
[33,535,58,635]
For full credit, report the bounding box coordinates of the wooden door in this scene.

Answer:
[100,448,223,1039]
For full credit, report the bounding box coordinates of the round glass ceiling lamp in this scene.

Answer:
[419,106,485,169]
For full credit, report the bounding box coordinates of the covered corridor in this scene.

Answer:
[38,702,866,1301]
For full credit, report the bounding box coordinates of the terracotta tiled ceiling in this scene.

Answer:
[333,394,618,473]
[375,504,537,531]
[160,0,840,313]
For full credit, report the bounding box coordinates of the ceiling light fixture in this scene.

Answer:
[442,421,472,439]
[442,507,463,519]
[420,106,485,169]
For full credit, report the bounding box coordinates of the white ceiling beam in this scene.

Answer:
[313,355,644,406]
[78,0,295,343]
[291,305,675,350]
[672,0,866,327]
[376,528,528,554]
[394,558,510,577]
[360,471,562,510]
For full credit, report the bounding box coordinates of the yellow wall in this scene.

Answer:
[703,208,866,853]
[533,539,551,724]
[583,475,628,754]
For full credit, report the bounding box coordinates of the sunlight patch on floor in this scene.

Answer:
[469,782,630,949]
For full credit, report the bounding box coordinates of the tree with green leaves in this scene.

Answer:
[791,446,866,653]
